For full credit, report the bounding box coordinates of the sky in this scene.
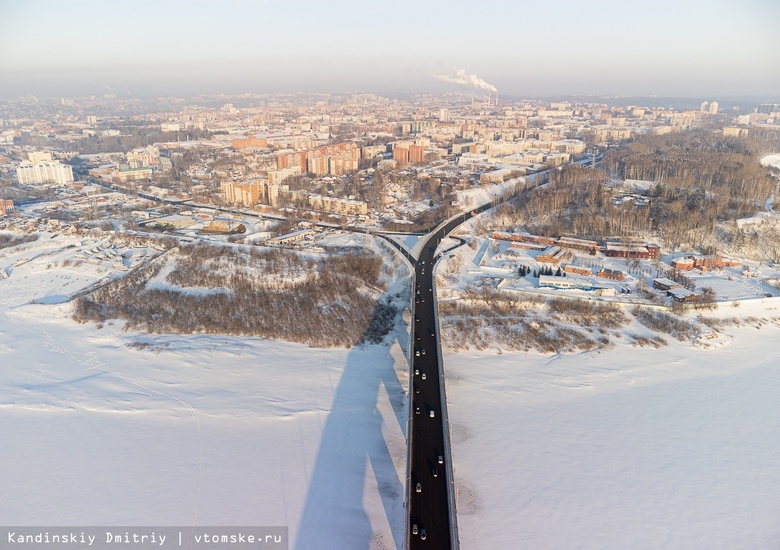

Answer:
[1,0,779,99]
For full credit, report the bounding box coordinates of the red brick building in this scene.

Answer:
[393,146,409,168]
[564,265,592,276]
[232,136,268,150]
[409,144,425,163]
[604,242,660,260]
[597,268,625,281]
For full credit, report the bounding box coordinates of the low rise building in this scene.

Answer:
[604,242,660,260]
[537,245,565,264]
[653,277,683,291]
[671,258,694,271]
[597,268,625,281]
[564,265,592,276]
[668,287,699,302]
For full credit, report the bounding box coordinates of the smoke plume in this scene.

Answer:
[434,68,497,92]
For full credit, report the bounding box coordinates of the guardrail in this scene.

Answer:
[431,236,460,550]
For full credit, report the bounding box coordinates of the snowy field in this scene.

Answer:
[445,306,780,549]
[1,237,409,550]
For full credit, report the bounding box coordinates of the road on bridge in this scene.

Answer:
[382,202,495,550]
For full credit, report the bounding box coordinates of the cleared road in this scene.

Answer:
[381,202,495,550]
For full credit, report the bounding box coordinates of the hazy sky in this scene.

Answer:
[1,0,778,99]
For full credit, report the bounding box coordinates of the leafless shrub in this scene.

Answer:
[632,307,697,341]
[72,244,393,348]
[0,233,39,249]
[628,333,667,348]
[546,298,628,329]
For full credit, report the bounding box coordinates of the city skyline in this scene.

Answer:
[1,0,779,99]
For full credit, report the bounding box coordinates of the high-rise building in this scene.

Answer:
[439,108,451,122]
[700,101,709,112]
[221,181,260,207]
[27,151,53,164]
[268,166,301,184]
[757,103,780,114]
[279,142,359,176]
[393,147,409,167]
[16,162,74,185]
[409,144,425,164]
[708,101,719,114]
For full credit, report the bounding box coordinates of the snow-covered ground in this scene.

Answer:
[760,153,780,173]
[456,178,521,210]
[1,236,409,549]
[445,303,780,549]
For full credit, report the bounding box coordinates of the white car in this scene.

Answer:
[429,410,435,418]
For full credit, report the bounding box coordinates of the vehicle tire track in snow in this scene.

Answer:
[4,314,204,526]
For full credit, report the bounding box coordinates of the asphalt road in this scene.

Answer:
[381,203,495,550]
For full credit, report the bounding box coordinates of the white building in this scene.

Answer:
[16,162,74,185]
[27,151,53,164]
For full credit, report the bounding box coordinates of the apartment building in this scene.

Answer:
[277,142,360,176]
[16,162,74,185]
[221,180,261,207]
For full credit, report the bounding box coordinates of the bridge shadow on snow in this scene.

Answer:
[295,307,409,550]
